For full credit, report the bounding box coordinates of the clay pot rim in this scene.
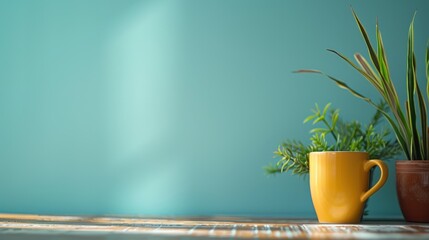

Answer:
[396,160,429,164]
[396,160,429,170]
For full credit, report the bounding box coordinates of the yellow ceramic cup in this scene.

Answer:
[309,151,388,223]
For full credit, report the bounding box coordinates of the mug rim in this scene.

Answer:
[310,151,367,153]
[309,151,368,155]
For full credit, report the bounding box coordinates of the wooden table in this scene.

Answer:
[0,214,428,239]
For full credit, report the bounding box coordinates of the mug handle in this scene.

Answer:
[360,159,388,203]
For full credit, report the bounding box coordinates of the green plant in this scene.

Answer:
[265,102,401,175]
[296,10,429,160]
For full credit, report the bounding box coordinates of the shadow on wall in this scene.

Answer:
[102,0,315,217]
[104,1,190,214]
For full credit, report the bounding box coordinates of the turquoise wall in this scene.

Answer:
[1,0,428,218]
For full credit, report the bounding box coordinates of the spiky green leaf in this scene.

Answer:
[351,9,380,72]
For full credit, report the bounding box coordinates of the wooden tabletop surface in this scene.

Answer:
[0,213,428,239]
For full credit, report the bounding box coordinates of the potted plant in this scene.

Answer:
[265,103,401,222]
[265,102,400,175]
[296,10,429,222]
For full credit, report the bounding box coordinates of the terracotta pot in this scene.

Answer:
[396,161,429,223]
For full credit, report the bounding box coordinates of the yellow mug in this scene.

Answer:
[309,151,388,223]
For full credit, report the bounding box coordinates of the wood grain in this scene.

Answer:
[0,214,428,239]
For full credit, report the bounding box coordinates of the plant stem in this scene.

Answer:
[322,118,338,141]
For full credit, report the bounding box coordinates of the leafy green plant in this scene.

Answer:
[265,102,401,175]
[296,10,429,160]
